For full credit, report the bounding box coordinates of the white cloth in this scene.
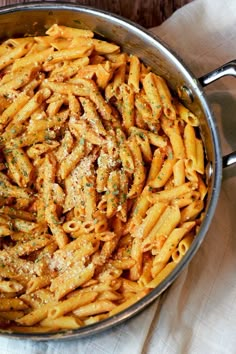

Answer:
[1,0,236,353]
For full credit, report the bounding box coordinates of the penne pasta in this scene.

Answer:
[148,156,177,188]
[127,137,146,199]
[128,55,140,93]
[154,75,176,120]
[0,24,208,334]
[143,72,162,123]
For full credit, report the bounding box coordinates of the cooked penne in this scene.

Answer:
[106,170,120,218]
[16,301,57,326]
[132,201,167,240]
[147,182,195,204]
[135,131,152,163]
[127,137,146,199]
[73,299,116,318]
[128,55,140,93]
[175,100,199,126]
[195,138,204,174]
[4,146,33,187]
[80,97,106,135]
[134,93,153,127]
[12,48,53,71]
[40,316,82,330]
[125,188,151,233]
[82,174,97,219]
[198,174,208,200]
[48,291,98,319]
[43,154,69,248]
[0,298,28,312]
[57,139,86,180]
[129,126,167,148]
[0,311,24,321]
[161,118,185,159]
[120,83,135,130]
[0,25,208,333]
[143,72,162,123]
[45,45,94,65]
[184,123,198,170]
[46,24,94,39]
[154,75,176,120]
[129,238,143,281]
[173,159,186,186]
[147,148,164,183]
[142,205,181,254]
[0,280,24,293]
[26,275,51,294]
[0,64,40,95]
[119,142,135,173]
[146,262,176,289]
[96,150,111,192]
[51,263,95,300]
[108,289,149,316]
[0,41,33,70]
[180,199,204,223]
[0,93,30,130]
[151,221,195,276]
[148,156,177,188]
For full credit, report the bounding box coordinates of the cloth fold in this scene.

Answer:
[1,0,236,353]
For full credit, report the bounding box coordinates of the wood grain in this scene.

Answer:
[0,0,192,28]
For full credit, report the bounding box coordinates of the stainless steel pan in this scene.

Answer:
[0,2,235,340]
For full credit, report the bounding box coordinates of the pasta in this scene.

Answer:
[0,25,207,333]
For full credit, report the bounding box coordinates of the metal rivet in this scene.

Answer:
[205,162,213,184]
[177,85,194,104]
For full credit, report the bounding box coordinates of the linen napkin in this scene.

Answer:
[0,0,236,353]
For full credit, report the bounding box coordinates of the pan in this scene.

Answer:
[0,2,235,340]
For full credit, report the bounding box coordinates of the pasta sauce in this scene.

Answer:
[0,25,207,333]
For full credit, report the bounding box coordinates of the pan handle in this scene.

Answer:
[223,152,236,169]
[198,60,236,86]
[198,60,236,169]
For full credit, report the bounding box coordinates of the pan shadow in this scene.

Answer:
[206,89,236,180]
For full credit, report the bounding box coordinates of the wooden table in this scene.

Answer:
[0,0,192,28]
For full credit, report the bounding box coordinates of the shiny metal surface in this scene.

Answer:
[223,152,236,168]
[198,60,236,86]
[0,2,223,340]
[197,60,236,168]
